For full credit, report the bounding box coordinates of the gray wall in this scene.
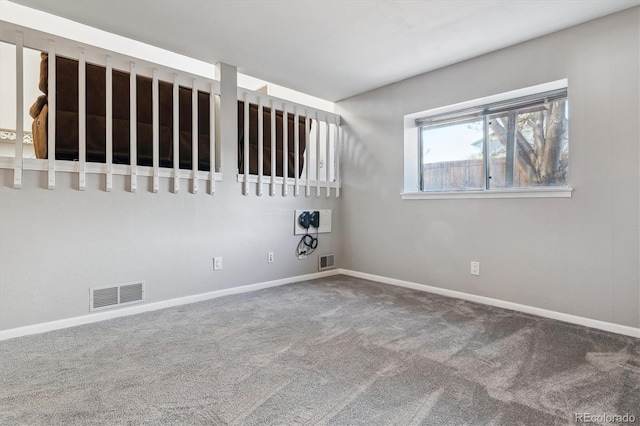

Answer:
[0,64,342,331]
[1,8,638,332]
[336,8,639,328]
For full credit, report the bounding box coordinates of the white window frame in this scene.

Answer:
[402,79,572,200]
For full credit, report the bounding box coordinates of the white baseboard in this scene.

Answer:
[338,269,640,338]
[3,268,638,340]
[0,270,340,341]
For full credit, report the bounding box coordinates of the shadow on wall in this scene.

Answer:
[339,121,388,194]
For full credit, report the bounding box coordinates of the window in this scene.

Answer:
[407,82,570,198]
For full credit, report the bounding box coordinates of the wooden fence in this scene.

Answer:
[422,158,535,190]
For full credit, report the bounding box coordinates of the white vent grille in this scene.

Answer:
[90,282,144,311]
[319,253,335,271]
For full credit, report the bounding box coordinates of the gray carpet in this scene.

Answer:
[1,275,638,425]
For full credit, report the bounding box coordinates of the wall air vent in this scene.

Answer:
[90,282,145,311]
[318,253,335,271]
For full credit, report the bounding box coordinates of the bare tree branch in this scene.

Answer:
[541,101,566,184]
[532,111,545,171]
[489,119,538,179]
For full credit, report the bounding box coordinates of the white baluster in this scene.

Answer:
[105,55,113,192]
[152,69,159,193]
[172,74,180,193]
[243,92,250,196]
[192,78,198,194]
[129,61,137,193]
[13,32,23,189]
[209,83,216,194]
[47,40,56,189]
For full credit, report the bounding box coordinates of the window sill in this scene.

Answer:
[401,187,573,200]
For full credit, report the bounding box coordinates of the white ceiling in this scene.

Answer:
[8,0,640,102]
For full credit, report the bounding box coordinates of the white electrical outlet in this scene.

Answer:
[267,252,274,263]
[214,257,222,271]
[471,261,480,276]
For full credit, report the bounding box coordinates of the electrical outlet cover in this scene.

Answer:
[470,261,480,276]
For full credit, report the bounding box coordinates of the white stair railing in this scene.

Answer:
[0,22,221,194]
[237,88,341,198]
[1,22,341,198]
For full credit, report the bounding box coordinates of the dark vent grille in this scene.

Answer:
[92,287,118,309]
[319,254,335,271]
[120,283,143,304]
